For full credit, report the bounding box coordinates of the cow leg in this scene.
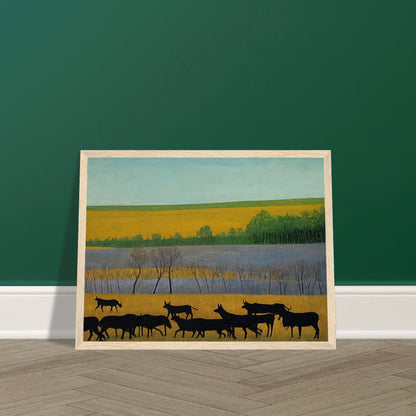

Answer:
[95,329,104,341]
[243,327,248,339]
[298,326,302,338]
[154,327,164,336]
[101,305,104,312]
[88,330,93,341]
[164,325,167,336]
[291,327,294,337]
[115,329,118,337]
[174,329,181,337]
[121,329,125,340]
[95,305,99,310]
[313,324,320,339]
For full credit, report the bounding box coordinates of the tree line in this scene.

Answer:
[86,207,325,248]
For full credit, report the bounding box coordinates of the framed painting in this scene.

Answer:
[76,150,335,349]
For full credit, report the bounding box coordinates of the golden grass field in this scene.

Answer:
[86,204,324,240]
[85,267,239,281]
[83,293,328,342]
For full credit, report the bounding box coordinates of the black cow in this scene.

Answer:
[241,301,288,316]
[163,301,198,319]
[95,297,123,312]
[99,314,139,340]
[171,316,231,338]
[213,304,261,339]
[141,314,171,337]
[250,313,275,337]
[274,304,320,339]
[84,316,105,341]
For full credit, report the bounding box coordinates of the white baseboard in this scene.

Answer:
[0,286,415,339]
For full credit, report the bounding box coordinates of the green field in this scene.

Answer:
[87,198,325,212]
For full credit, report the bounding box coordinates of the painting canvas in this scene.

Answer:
[76,150,335,349]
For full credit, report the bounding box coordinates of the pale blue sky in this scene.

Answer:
[87,158,324,205]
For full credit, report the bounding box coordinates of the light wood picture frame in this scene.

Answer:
[76,150,335,349]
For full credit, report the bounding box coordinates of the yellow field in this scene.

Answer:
[86,204,323,240]
[85,267,238,281]
[83,293,328,342]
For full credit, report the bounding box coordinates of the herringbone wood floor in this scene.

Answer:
[0,340,415,415]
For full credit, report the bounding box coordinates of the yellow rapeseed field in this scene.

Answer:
[83,293,328,342]
[86,204,323,240]
[85,267,238,281]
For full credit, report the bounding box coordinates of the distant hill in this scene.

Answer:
[87,197,324,212]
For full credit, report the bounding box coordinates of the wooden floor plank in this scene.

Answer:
[241,350,404,389]
[0,391,96,416]
[306,390,416,416]
[82,368,267,413]
[1,340,415,416]
[85,356,261,396]
[25,406,95,416]
[95,352,260,381]
[0,376,99,406]
[376,406,416,416]
[241,341,400,374]
[0,351,106,377]
[0,363,99,390]
[247,361,411,404]
[69,397,172,416]
[78,381,238,416]
[244,376,416,416]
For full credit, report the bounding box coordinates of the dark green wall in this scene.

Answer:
[1,1,415,286]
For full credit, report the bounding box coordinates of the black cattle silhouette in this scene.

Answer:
[99,314,140,340]
[250,313,275,337]
[84,316,105,341]
[141,314,171,337]
[163,301,198,319]
[95,297,123,312]
[171,316,231,338]
[274,304,320,339]
[214,304,261,339]
[241,301,288,316]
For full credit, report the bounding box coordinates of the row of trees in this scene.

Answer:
[86,247,326,295]
[86,208,325,248]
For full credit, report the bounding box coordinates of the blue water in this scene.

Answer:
[85,277,326,295]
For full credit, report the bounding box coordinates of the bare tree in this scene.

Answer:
[199,267,210,293]
[235,265,246,294]
[273,264,288,295]
[261,265,274,295]
[165,247,182,294]
[216,265,228,294]
[151,247,181,294]
[309,260,326,295]
[128,248,148,294]
[85,268,100,293]
[189,263,202,294]
[102,263,115,293]
[290,261,309,295]
[151,247,168,294]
